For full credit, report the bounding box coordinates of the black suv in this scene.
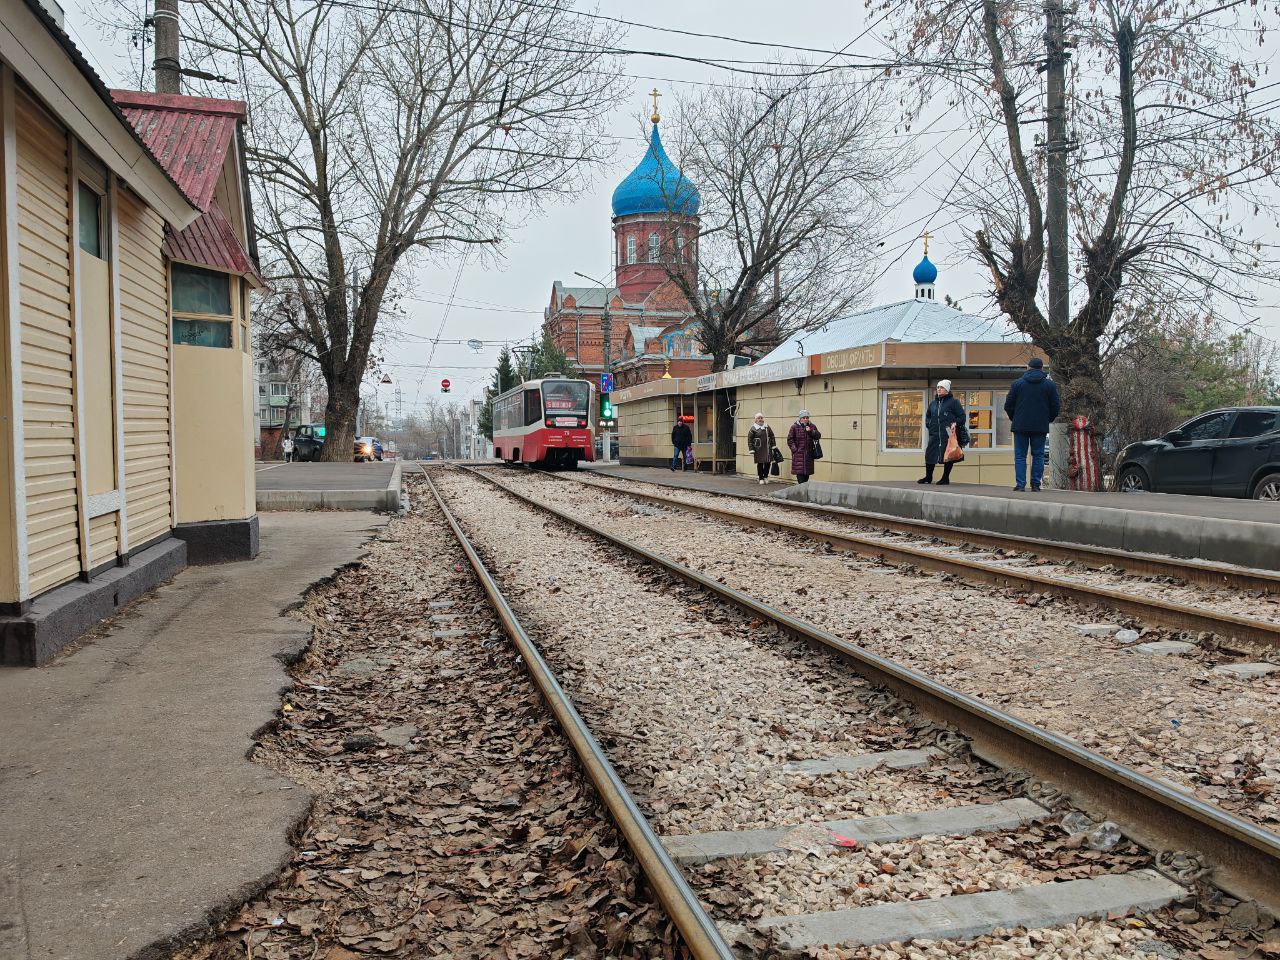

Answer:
[1115,406,1280,500]
[290,424,326,462]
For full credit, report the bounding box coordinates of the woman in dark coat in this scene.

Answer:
[786,410,821,484]
[747,412,777,484]
[920,379,969,485]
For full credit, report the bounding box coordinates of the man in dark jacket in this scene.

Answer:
[671,417,693,471]
[1003,357,1061,491]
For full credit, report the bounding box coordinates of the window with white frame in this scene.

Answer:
[955,389,1013,448]
[880,387,1014,452]
[648,232,660,263]
[675,232,685,263]
[270,382,288,397]
[881,390,926,451]
[626,236,636,264]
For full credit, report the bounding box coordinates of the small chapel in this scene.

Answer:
[542,91,715,388]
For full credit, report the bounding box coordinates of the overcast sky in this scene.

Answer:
[65,0,1280,417]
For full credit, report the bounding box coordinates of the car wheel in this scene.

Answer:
[1253,472,1280,501]
[1118,465,1150,493]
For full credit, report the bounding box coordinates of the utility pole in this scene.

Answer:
[152,0,180,94]
[1043,0,1072,485]
[573,270,614,464]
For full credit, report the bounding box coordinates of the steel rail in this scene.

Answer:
[459,464,1280,912]
[421,473,737,960]
[572,471,1280,595]
[526,470,1280,649]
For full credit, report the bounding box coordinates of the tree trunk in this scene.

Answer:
[1041,334,1105,488]
[320,382,359,462]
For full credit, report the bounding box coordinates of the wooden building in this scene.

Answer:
[1,0,259,665]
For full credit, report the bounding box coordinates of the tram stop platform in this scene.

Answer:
[255,461,403,512]
[584,464,1280,573]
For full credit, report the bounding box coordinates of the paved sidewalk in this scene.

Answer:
[0,512,385,960]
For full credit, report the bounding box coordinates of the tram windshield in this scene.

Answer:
[541,380,590,416]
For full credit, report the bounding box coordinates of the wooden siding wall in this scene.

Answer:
[15,89,80,595]
[116,187,172,547]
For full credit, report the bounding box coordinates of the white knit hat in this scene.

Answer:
[937,379,952,392]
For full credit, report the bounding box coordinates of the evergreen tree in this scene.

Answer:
[479,347,518,439]
[525,333,575,381]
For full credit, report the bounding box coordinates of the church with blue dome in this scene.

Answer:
[543,90,712,387]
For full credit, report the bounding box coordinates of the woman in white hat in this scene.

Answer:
[747,413,778,484]
[920,380,969,485]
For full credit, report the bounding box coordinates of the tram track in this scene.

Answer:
[430,463,1280,952]
[533,469,1280,652]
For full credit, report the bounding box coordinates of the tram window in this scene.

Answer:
[524,390,543,426]
[543,380,590,414]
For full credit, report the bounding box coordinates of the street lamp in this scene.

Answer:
[573,269,614,465]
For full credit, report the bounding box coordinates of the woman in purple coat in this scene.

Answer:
[786,410,821,484]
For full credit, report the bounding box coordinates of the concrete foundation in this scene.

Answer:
[174,515,261,563]
[0,537,187,667]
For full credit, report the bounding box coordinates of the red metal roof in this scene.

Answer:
[164,202,263,287]
[111,90,245,212]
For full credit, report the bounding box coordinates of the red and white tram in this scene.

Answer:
[492,375,595,469]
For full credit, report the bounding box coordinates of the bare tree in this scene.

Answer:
[182,0,623,459]
[881,0,1280,468]
[659,71,898,370]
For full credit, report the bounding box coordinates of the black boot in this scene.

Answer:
[937,462,953,486]
[917,464,934,484]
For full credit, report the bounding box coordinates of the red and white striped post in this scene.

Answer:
[1068,415,1100,491]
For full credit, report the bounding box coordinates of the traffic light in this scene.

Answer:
[599,394,615,427]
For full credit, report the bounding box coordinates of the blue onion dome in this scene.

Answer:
[913,255,938,285]
[611,124,701,218]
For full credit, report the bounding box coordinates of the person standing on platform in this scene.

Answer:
[748,413,777,485]
[671,416,693,471]
[787,410,821,484]
[920,380,968,485]
[1004,357,1061,492]
[281,435,294,463]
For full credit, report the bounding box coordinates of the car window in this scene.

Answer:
[1227,411,1279,438]
[1180,411,1233,441]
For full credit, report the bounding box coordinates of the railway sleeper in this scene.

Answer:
[726,871,1185,952]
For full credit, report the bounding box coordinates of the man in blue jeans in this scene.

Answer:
[1003,357,1061,491]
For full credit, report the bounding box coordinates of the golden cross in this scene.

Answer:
[923,230,931,256]
[650,88,662,123]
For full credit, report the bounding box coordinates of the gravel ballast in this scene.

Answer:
[504,469,1280,831]
[434,469,1198,959]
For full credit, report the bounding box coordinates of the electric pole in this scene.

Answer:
[152,0,180,94]
[1043,0,1072,485]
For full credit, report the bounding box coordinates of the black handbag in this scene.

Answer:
[771,447,783,464]
[811,439,824,460]
[770,461,780,476]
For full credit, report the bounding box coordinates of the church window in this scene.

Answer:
[648,232,660,263]
[626,236,636,264]
[675,233,685,263]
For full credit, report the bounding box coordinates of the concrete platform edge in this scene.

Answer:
[776,482,1280,571]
